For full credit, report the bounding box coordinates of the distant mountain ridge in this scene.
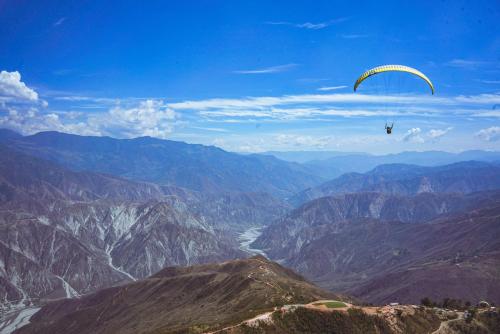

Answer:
[265,149,500,165]
[263,150,365,163]
[291,161,500,206]
[260,149,500,180]
[0,130,323,198]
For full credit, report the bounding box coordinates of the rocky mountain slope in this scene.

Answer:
[253,192,500,304]
[14,256,341,334]
[0,146,288,308]
[0,130,323,198]
[291,161,500,206]
[7,257,500,334]
[255,191,500,261]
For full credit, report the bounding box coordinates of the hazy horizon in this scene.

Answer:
[4,127,500,157]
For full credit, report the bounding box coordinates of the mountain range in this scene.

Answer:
[1,129,500,333]
[265,150,500,179]
[291,161,500,206]
[0,130,323,198]
[254,190,500,304]
[0,143,287,309]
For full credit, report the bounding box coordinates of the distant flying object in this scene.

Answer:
[385,122,394,134]
[353,65,435,134]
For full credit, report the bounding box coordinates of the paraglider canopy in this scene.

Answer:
[354,64,435,94]
[353,64,435,135]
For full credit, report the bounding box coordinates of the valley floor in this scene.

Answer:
[0,307,40,334]
[238,226,267,257]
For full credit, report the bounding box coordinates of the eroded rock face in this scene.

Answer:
[255,191,494,261]
[0,145,287,307]
[0,199,245,307]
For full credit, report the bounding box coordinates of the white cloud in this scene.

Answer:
[233,63,297,74]
[0,98,177,139]
[168,92,500,117]
[168,94,415,110]
[0,70,56,134]
[340,34,369,39]
[198,107,403,120]
[427,127,452,139]
[265,18,348,30]
[165,91,500,124]
[190,126,228,132]
[475,111,500,117]
[476,79,500,84]
[454,93,500,105]
[0,106,93,135]
[297,22,329,29]
[317,85,348,91]
[53,17,66,27]
[97,100,176,138]
[402,127,424,143]
[445,59,494,69]
[475,127,500,142]
[0,71,39,101]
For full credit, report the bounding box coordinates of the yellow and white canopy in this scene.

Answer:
[354,64,435,95]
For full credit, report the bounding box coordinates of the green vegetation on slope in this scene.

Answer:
[232,307,441,334]
[312,301,347,308]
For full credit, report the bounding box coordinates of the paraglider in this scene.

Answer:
[385,123,394,134]
[353,65,435,134]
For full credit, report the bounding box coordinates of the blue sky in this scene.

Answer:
[0,0,499,153]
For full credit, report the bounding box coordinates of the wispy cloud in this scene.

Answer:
[198,107,403,119]
[190,126,228,132]
[317,85,348,91]
[296,78,330,84]
[340,34,369,39]
[402,127,424,143]
[168,92,500,111]
[233,63,297,74]
[445,59,494,69]
[475,79,500,84]
[475,127,500,142]
[53,17,66,27]
[265,17,348,30]
[427,127,452,140]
